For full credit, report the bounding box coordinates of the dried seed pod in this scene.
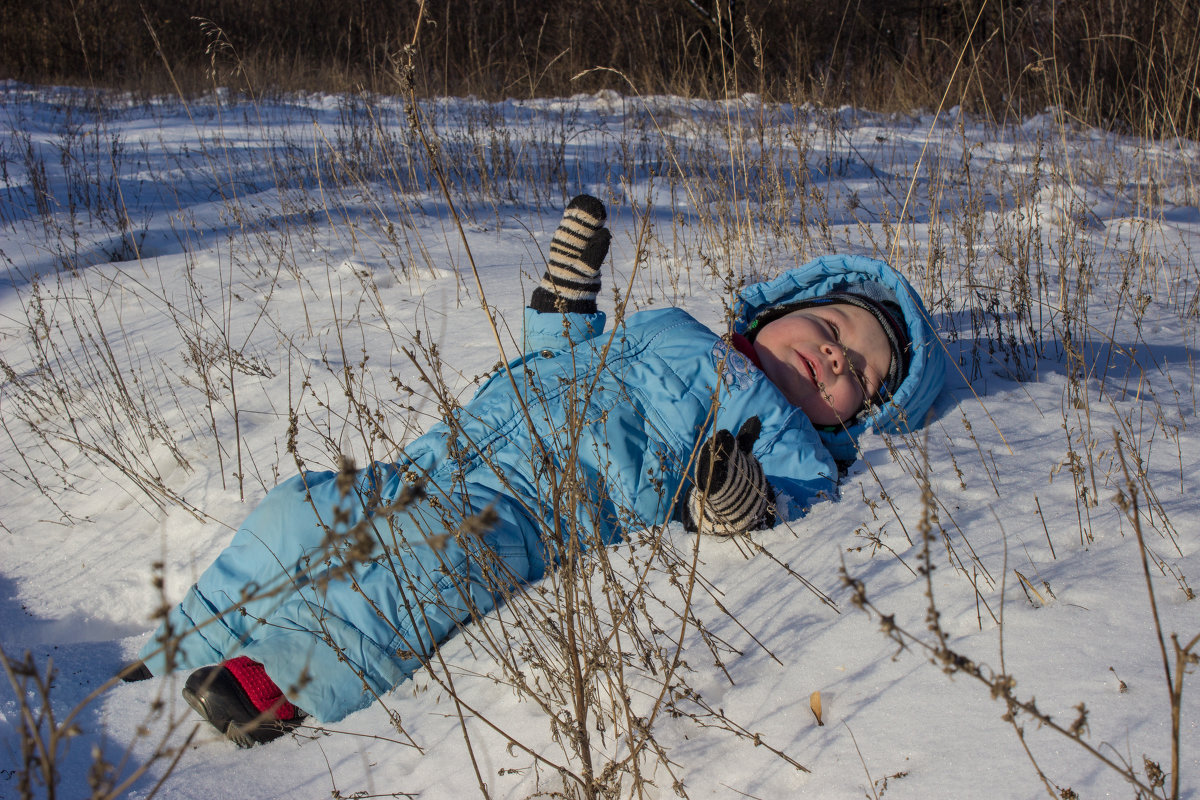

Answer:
[810,690,824,726]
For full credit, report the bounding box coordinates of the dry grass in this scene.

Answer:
[2,0,1198,138]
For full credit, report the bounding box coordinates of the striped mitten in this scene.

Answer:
[529,194,611,314]
[685,417,776,536]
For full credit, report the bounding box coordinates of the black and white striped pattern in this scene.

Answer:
[530,194,610,314]
[685,417,776,536]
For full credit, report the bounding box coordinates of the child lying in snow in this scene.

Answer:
[124,195,946,746]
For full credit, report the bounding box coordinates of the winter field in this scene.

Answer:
[1,80,1198,799]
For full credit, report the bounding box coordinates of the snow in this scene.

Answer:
[1,81,1197,799]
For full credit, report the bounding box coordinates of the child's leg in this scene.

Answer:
[139,464,423,674]
[144,455,549,723]
[221,492,546,722]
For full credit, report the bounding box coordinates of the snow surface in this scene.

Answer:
[1,82,1198,799]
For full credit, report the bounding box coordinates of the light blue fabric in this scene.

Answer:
[141,255,946,722]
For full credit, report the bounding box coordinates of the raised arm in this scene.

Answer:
[524,194,612,351]
[529,194,611,315]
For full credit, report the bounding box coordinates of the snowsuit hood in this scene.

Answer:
[733,255,947,463]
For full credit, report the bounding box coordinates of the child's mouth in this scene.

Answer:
[800,354,819,386]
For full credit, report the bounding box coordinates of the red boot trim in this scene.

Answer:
[222,656,298,721]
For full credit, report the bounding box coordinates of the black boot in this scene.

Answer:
[182,665,305,747]
[118,661,153,682]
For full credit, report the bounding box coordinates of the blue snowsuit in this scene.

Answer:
[140,255,946,722]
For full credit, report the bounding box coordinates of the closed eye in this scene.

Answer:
[823,312,876,399]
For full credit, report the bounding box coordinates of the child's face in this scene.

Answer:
[752,303,892,425]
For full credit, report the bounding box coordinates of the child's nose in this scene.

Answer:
[822,343,845,374]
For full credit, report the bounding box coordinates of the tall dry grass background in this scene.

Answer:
[3,0,1199,138]
[1,1,1198,798]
